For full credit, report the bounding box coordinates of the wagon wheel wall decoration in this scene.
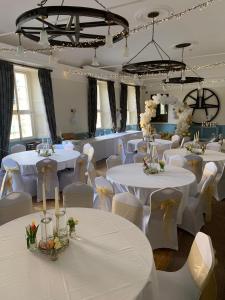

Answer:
[183,88,220,125]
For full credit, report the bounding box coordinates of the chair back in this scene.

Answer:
[187,232,215,294]
[86,162,97,188]
[106,155,122,169]
[171,135,181,149]
[112,192,143,228]
[1,158,24,197]
[36,159,59,200]
[206,142,221,152]
[157,143,169,160]
[11,144,26,153]
[198,162,217,192]
[185,154,203,183]
[0,192,32,225]
[95,176,114,211]
[133,152,146,163]
[180,136,191,148]
[73,154,88,183]
[168,155,187,168]
[83,143,94,163]
[63,182,93,208]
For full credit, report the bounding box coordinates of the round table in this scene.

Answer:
[0,208,158,300]
[106,164,197,223]
[127,139,172,152]
[2,149,80,175]
[163,148,225,172]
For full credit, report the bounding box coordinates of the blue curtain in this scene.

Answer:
[0,60,14,163]
[38,68,57,143]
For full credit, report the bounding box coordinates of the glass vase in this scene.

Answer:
[55,209,68,242]
[40,215,54,244]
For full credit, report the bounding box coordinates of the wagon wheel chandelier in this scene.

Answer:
[15,0,129,49]
[122,11,185,75]
[163,43,204,84]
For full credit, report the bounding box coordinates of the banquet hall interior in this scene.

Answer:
[0,0,225,299]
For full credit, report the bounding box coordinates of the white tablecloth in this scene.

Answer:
[163,149,225,172]
[2,149,80,175]
[0,208,158,300]
[106,164,197,223]
[127,139,172,152]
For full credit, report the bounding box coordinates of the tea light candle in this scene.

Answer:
[42,183,46,212]
[55,187,60,214]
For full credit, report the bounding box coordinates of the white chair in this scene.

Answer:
[86,162,97,189]
[117,138,134,164]
[36,159,59,201]
[112,192,143,229]
[206,142,221,152]
[1,158,36,198]
[167,155,187,168]
[133,152,146,163]
[83,143,94,163]
[106,155,122,169]
[95,176,114,211]
[157,232,216,300]
[184,154,203,183]
[0,192,32,225]
[214,163,225,201]
[63,182,94,208]
[180,136,191,148]
[59,154,88,190]
[171,135,181,149]
[146,188,182,250]
[11,144,26,153]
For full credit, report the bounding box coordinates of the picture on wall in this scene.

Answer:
[151,94,169,123]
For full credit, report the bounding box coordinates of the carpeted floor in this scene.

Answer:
[33,160,225,299]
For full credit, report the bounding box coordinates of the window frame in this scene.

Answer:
[10,70,35,141]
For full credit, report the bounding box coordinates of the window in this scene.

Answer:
[96,80,112,129]
[151,93,168,123]
[10,72,34,140]
[127,85,137,125]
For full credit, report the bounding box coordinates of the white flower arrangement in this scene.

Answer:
[140,95,160,137]
[174,102,192,137]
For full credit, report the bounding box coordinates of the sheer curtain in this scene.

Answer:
[38,69,57,143]
[0,60,14,163]
[120,83,128,132]
[88,77,97,137]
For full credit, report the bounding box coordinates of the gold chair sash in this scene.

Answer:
[41,165,53,174]
[96,187,114,199]
[138,145,147,153]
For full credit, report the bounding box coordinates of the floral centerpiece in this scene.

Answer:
[26,221,39,251]
[185,142,206,155]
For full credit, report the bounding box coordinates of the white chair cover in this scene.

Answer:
[86,162,97,189]
[11,144,26,153]
[133,152,146,163]
[157,143,168,160]
[106,155,122,169]
[167,154,187,168]
[59,154,88,190]
[157,232,216,300]
[146,188,182,250]
[171,135,181,149]
[214,163,225,201]
[112,192,143,229]
[184,154,203,183]
[180,136,191,148]
[95,176,114,211]
[83,143,94,163]
[0,192,32,225]
[63,182,93,208]
[1,158,36,198]
[206,142,222,152]
[117,138,134,164]
[36,158,59,201]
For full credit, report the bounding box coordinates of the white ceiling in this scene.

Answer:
[0,0,225,79]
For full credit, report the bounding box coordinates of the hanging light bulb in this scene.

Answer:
[91,48,100,66]
[105,26,113,48]
[165,72,170,83]
[39,22,50,47]
[181,69,186,81]
[16,33,24,57]
[123,36,129,57]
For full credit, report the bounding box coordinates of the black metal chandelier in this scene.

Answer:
[163,43,204,84]
[15,1,129,48]
[122,12,185,75]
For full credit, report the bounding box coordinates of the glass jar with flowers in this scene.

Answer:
[26,221,39,251]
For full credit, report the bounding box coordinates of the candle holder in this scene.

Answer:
[54,209,68,243]
[39,214,54,249]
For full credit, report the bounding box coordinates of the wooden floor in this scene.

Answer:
[33,160,225,299]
